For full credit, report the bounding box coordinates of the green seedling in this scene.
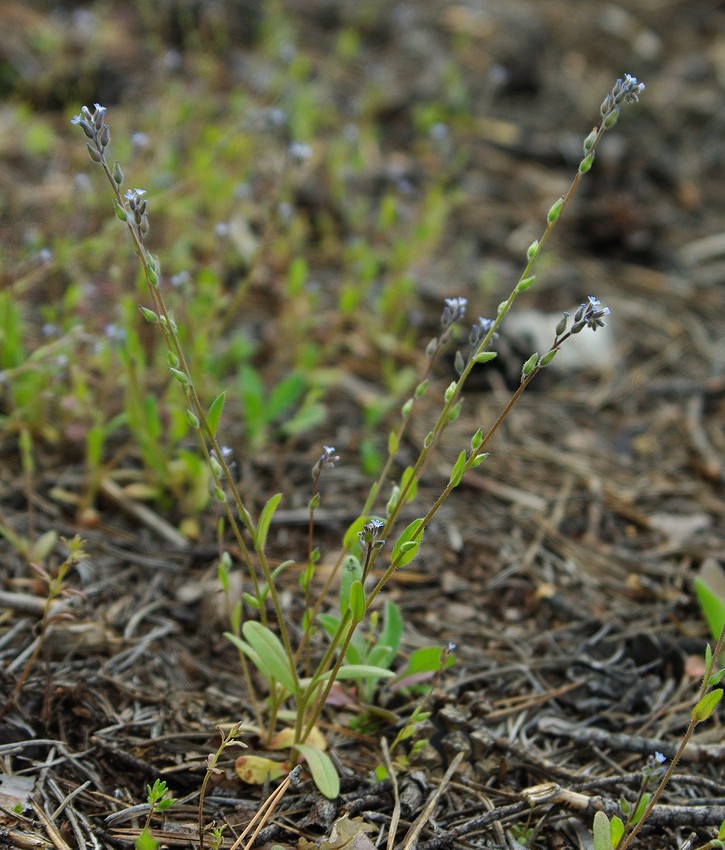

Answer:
[593,629,724,850]
[134,778,176,850]
[72,74,645,799]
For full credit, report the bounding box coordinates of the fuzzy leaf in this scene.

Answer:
[592,811,612,850]
[295,744,339,799]
[391,518,424,568]
[340,555,363,618]
[692,688,723,723]
[255,492,282,552]
[242,621,297,696]
[349,580,365,624]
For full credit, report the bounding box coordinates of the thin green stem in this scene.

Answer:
[618,625,725,850]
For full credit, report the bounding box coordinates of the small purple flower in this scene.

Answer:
[359,518,386,550]
[600,74,645,121]
[469,316,497,349]
[288,142,312,165]
[441,297,467,330]
[312,445,340,482]
[571,296,610,333]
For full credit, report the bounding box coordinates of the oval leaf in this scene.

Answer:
[391,518,424,568]
[592,811,612,850]
[339,554,363,618]
[295,744,339,799]
[235,754,287,785]
[692,688,723,724]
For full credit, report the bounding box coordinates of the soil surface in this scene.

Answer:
[1,2,724,849]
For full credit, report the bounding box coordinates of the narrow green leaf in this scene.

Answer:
[694,576,725,643]
[339,554,363,618]
[343,516,368,551]
[400,646,455,678]
[224,632,271,688]
[242,621,297,696]
[317,613,340,639]
[449,449,467,488]
[317,665,395,682]
[349,580,365,624]
[400,466,418,503]
[379,600,403,661]
[255,493,282,552]
[631,793,650,825]
[592,810,612,850]
[473,351,497,364]
[388,431,399,456]
[295,744,339,799]
[367,644,396,671]
[207,391,226,436]
[610,815,624,848]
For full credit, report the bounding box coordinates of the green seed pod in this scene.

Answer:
[579,153,595,174]
[521,353,539,381]
[547,197,564,223]
[112,160,124,185]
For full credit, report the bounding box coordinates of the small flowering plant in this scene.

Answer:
[72,76,643,803]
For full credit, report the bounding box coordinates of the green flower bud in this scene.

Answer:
[112,160,124,185]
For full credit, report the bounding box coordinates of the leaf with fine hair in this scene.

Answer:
[295,744,339,799]
[255,492,282,552]
[242,621,297,696]
[592,811,612,850]
[391,518,424,568]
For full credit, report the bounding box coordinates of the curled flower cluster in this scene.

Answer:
[441,297,467,330]
[71,103,110,162]
[359,518,386,550]
[124,188,150,235]
[312,445,340,483]
[570,295,610,333]
[600,74,646,124]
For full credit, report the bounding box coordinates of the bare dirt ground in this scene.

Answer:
[1,1,724,848]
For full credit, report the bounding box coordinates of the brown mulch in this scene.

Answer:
[1,1,725,849]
